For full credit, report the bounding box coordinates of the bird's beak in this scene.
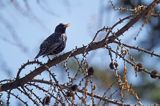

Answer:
[64,24,70,28]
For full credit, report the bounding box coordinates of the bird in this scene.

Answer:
[35,23,69,59]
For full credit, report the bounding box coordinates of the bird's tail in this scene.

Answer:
[35,52,41,59]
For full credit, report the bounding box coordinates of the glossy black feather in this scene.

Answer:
[35,23,68,58]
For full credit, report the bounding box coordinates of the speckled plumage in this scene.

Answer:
[35,23,69,58]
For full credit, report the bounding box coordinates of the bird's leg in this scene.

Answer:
[54,54,58,58]
[47,55,51,61]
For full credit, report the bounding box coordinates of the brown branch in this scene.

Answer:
[0,0,158,92]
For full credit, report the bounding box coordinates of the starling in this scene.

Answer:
[35,23,69,59]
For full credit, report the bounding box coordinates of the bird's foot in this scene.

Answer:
[47,56,51,61]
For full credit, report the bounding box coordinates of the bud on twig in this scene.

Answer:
[43,96,50,105]
[150,70,158,79]
[109,62,118,69]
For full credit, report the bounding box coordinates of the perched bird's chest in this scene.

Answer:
[52,34,67,54]
[52,34,66,43]
[59,34,67,43]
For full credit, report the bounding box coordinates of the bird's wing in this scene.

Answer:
[35,39,50,58]
[46,37,64,55]
[45,42,62,55]
[40,33,63,55]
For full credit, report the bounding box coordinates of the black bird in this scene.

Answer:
[35,23,69,59]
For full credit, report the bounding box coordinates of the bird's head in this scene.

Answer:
[55,23,69,34]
